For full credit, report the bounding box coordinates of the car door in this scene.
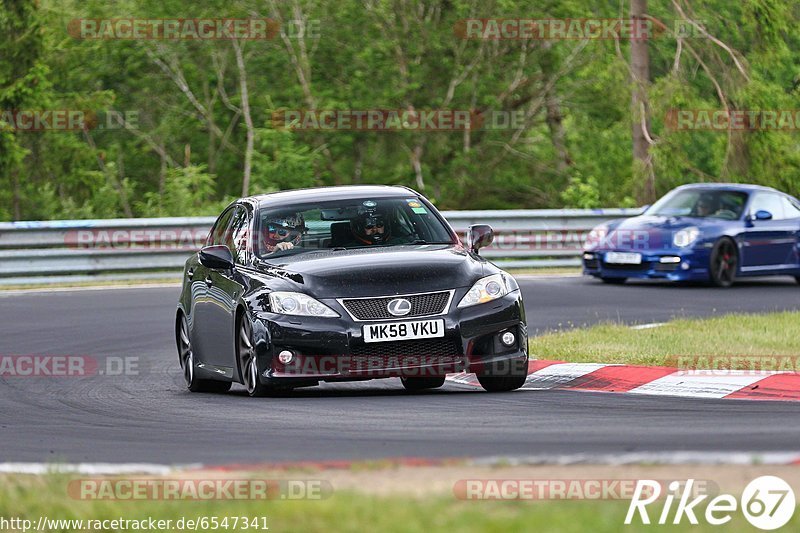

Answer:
[740,192,795,270]
[192,206,236,372]
[203,205,250,372]
[780,195,800,267]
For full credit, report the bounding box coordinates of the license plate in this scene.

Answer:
[605,252,642,265]
[362,319,445,343]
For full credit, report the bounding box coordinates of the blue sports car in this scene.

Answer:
[582,183,800,287]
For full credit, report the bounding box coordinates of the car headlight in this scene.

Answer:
[458,273,510,309]
[268,291,339,317]
[673,227,700,248]
[584,224,609,250]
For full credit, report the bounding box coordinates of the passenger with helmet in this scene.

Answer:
[260,212,306,253]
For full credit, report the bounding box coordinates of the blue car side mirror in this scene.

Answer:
[754,210,773,221]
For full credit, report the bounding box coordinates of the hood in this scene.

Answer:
[254,244,486,298]
[593,216,725,251]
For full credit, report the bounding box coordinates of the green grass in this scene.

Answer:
[505,267,582,276]
[0,278,180,291]
[0,474,791,533]
[528,311,800,366]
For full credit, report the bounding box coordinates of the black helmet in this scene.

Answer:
[351,203,390,245]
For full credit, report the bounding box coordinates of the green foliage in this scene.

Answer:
[2,0,800,220]
[138,165,227,217]
[250,128,319,193]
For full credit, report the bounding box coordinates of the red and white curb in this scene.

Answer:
[447,360,800,401]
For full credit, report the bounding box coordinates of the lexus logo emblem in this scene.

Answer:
[387,298,411,317]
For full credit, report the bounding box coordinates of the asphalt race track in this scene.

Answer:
[1,276,799,465]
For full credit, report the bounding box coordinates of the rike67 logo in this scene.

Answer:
[626,476,795,530]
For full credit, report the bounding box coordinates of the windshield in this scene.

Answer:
[645,189,748,220]
[255,196,456,259]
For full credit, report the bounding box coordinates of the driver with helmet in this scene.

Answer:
[346,203,398,246]
[260,212,306,253]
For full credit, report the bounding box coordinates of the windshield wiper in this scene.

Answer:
[409,239,453,245]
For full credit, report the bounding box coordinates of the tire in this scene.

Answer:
[709,238,738,288]
[401,376,446,391]
[476,357,529,393]
[237,313,272,397]
[600,277,627,284]
[795,276,800,285]
[176,313,232,393]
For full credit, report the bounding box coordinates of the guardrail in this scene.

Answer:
[0,208,643,285]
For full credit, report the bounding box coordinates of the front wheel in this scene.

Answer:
[177,313,231,393]
[477,357,529,392]
[238,314,272,397]
[401,376,446,391]
[709,238,738,288]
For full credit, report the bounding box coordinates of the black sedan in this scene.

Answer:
[176,185,528,396]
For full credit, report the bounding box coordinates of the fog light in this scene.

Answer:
[500,331,516,347]
[681,262,690,270]
[278,350,294,364]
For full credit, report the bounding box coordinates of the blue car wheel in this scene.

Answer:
[709,238,738,288]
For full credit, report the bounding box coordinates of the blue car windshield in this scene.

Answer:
[255,196,456,259]
[645,189,748,220]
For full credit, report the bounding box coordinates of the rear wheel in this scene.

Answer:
[600,277,627,284]
[177,313,231,393]
[477,357,529,392]
[238,314,272,397]
[709,238,738,288]
[401,376,445,391]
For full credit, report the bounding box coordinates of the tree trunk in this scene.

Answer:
[233,40,254,197]
[539,42,571,174]
[11,167,21,221]
[631,0,655,204]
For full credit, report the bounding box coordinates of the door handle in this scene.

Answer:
[187,268,194,280]
[204,276,213,287]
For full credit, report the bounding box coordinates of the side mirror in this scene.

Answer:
[754,210,773,221]
[199,245,234,270]
[467,224,494,254]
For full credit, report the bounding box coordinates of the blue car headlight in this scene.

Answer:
[673,227,700,248]
[584,224,609,251]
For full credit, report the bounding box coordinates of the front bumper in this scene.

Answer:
[251,290,527,385]
[582,249,712,281]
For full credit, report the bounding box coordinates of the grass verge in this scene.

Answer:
[0,278,181,291]
[505,267,582,276]
[0,474,791,533]
[528,311,800,366]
